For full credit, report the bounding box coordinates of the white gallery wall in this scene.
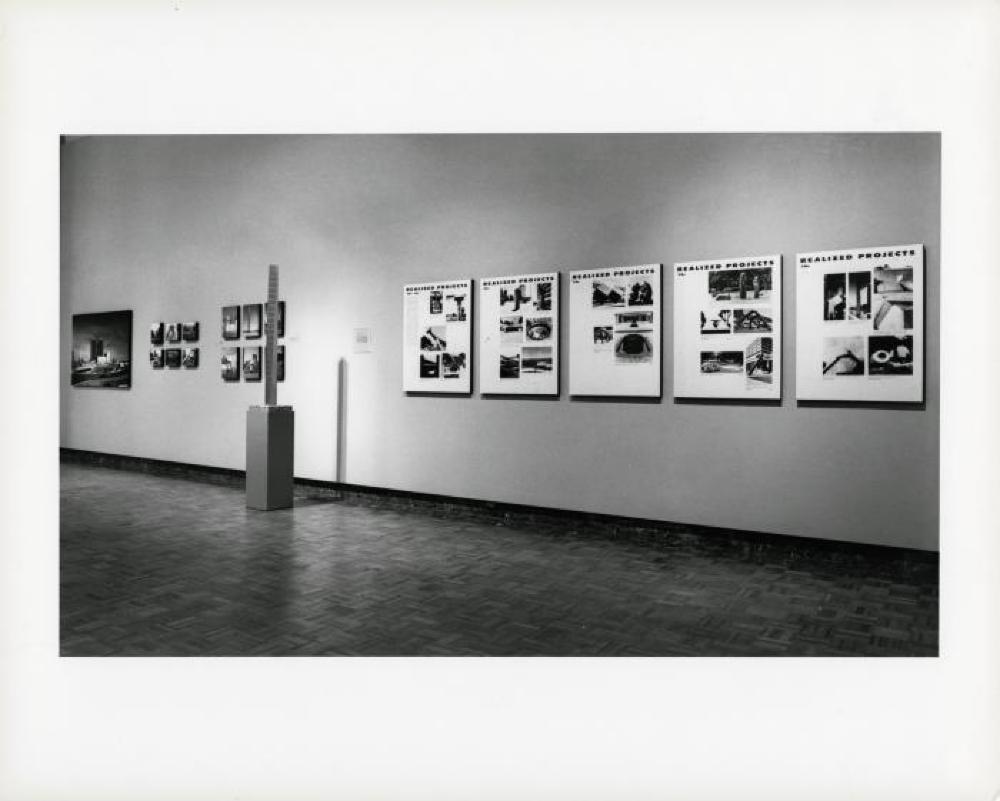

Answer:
[60,133,940,550]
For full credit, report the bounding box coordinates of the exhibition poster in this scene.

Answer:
[403,279,473,393]
[673,255,781,399]
[795,244,923,402]
[568,264,661,397]
[479,272,558,395]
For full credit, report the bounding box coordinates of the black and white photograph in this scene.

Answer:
[499,352,520,378]
[868,335,914,375]
[823,273,847,320]
[615,310,653,329]
[525,316,552,341]
[242,303,262,339]
[745,337,773,385]
[419,353,439,378]
[420,326,447,351]
[220,347,240,381]
[441,352,465,379]
[534,281,552,311]
[499,284,531,311]
[521,346,553,373]
[593,325,613,347]
[848,272,871,321]
[733,308,772,333]
[592,280,625,307]
[221,305,240,339]
[445,293,467,322]
[628,278,654,306]
[31,6,988,798]
[822,336,866,376]
[243,346,262,381]
[872,266,914,331]
[708,267,771,302]
[614,331,653,363]
[699,350,743,374]
[700,309,731,334]
[70,310,132,388]
[499,315,523,344]
[263,301,285,338]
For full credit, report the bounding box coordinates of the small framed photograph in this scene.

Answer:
[165,323,182,343]
[222,306,240,340]
[181,322,199,342]
[243,346,262,381]
[243,304,262,339]
[182,347,199,368]
[149,348,163,369]
[221,347,240,381]
[150,322,164,345]
[164,348,181,368]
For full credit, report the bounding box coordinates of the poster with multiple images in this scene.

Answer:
[479,272,558,394]
[567,264,661,397]
[796,244,923,402]
[402,279,472,392]
[71,310,132,389]
[673,255,782,399]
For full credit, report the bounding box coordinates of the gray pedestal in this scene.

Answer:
[246,405,294,510]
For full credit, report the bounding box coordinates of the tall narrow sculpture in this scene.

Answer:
[246,264,294,510]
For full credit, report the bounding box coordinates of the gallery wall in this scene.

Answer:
[60,133,941,550]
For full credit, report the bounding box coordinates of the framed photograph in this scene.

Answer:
[673,255,782,399]
[149,348,163,369]
[165,323,181,344]
[480,272,559,395]
[568,264,661,397]
[265,344,285,382]
[181,322,199,342]
[243,346,262,381]
[243,303,262,339]
[796,244,923,402]
[263,300,285,338]
[164,348,181,369]
[221,305,240,340]
[182,347,199,368]
[70,310,132,389]
[221,347,240,381]
[402,279,472,393]
[149,322,164,345]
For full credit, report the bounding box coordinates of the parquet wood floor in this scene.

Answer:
[60,464,938,656]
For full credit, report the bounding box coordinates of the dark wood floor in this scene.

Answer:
[60,464,938,656]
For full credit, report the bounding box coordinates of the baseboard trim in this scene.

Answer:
[59,447,938,568]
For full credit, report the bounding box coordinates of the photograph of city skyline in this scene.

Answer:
[70,310,132,389]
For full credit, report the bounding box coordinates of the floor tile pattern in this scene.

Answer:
[60,464,938,656]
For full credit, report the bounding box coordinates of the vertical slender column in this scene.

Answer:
[265,263,278,406]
